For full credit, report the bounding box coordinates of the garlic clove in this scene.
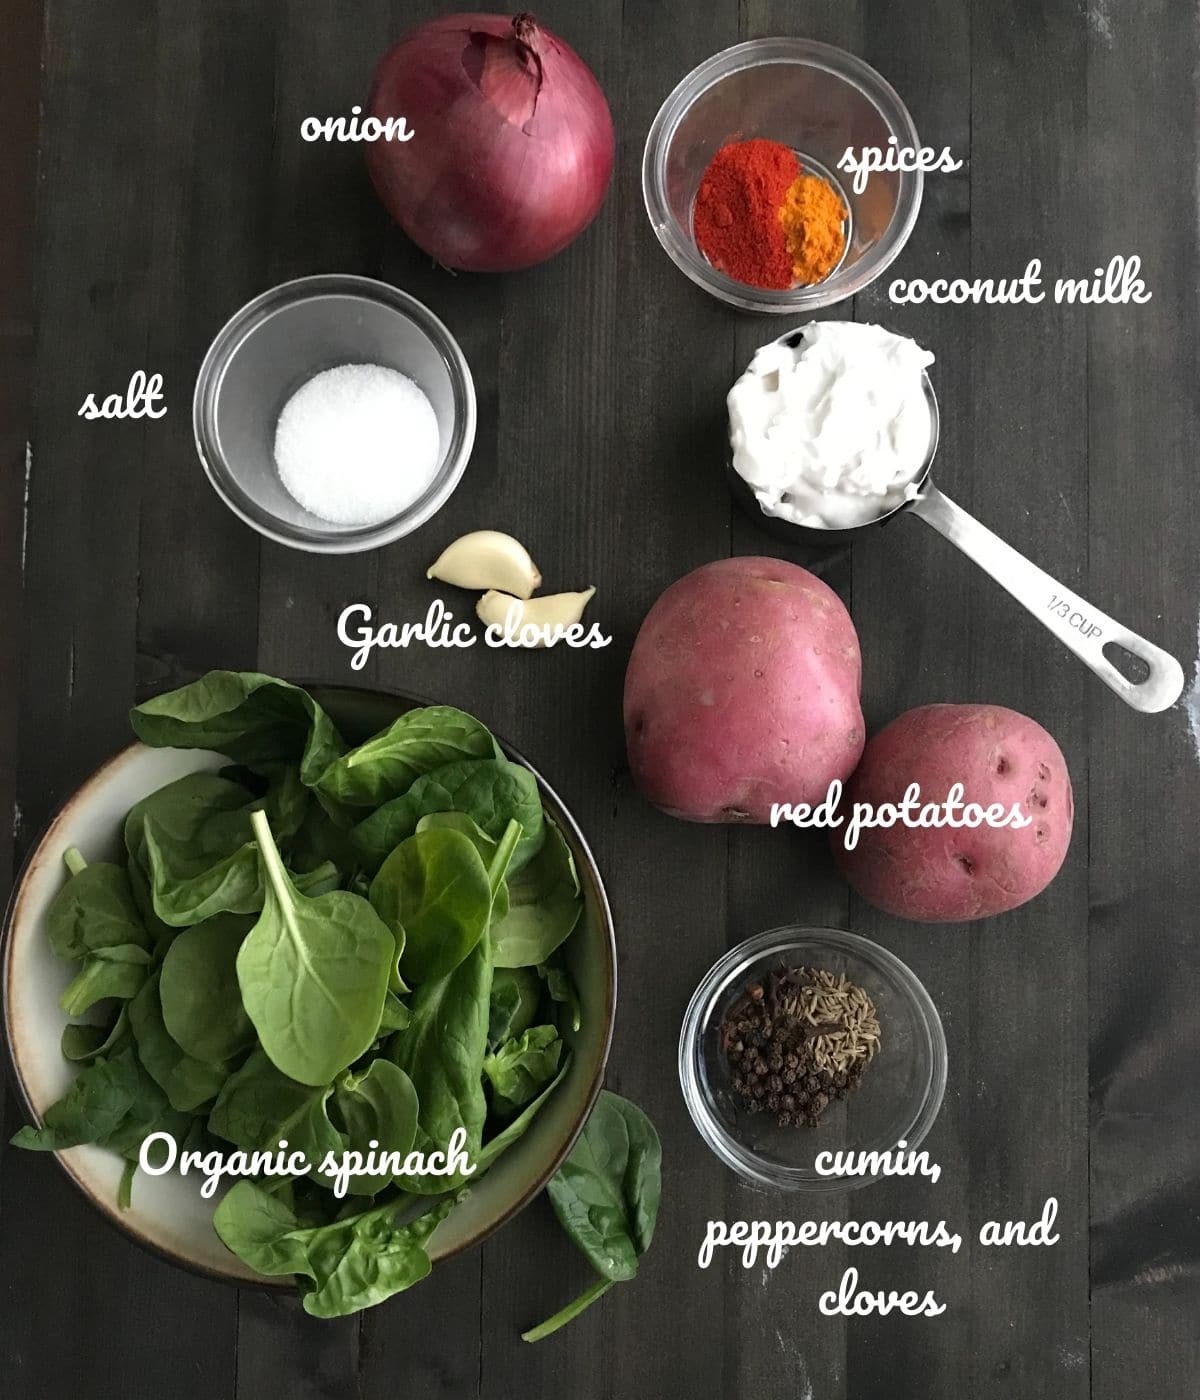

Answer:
[426,530,542,600]
[476,587,597,648]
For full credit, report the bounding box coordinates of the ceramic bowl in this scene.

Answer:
[2,684,616,1286]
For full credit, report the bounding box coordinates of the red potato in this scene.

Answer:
[834,703,1073,922]
[623,557,865,823]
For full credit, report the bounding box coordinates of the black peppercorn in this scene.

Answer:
[718,964,881,1130]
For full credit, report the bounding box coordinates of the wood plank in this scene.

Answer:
[1,3,239,1396]
[445,0,740,1393]
[438,0,741,1390]
[723,9,862,1398]
[238,1,392,1393]
[0,0,38,900]
[352,7,507,1393]
[134,0,275,698]
[1083,2,1200,1396]
[0,0,51,1378]
[845,1,974,1395]
[950,4,1091,1395]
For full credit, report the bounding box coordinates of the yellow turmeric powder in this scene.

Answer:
[779,173,847,284]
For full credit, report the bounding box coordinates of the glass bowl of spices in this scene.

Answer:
[643,39,923,313]
[679,927,946,1190]
[194,274,476,553]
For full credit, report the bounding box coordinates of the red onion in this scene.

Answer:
[366,13,615,273]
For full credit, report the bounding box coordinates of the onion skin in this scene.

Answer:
[367,13,615,272]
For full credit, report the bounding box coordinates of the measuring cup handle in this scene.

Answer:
[908,485,1185,714]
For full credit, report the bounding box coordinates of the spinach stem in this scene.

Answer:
[63,847,88,876]
[117,1159,137,1210]
[486,818,522,899]
[250,809,292,904]
[520,1276,613,1343]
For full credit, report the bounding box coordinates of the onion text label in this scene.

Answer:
[301,107,414,143]
[889,253,1151,307]
[78,371,166,421]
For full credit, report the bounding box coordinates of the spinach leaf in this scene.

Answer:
[252,761,313,842]
[124,772,256,870]
[370,820,518,986]
[416,811,510,920]
[129,972,229,1112]
[47,850,149,962]
[487,966,540,1049]
[208,1047,343,1167]
[369,828,488,987]
[522,1091,662,1342]
[491,818,582,968]
[97,1069,194,1165]
[237,811,392,1087]
[387,937,492,1193]
[289,798,357,876]
[59,945,151,1018]
[10,1045,189,1161]
[296,1198,450,1316]
[538,957,583,1035]
[475,1054,572,1175]
[351,759,544,876]
[378,991,410,1034]
[329,1060,419,1195]
[144,818,340,929]
[130,671,345,787]
[123,773,255,938]
[415,809,498,856]
[483,1026,563,1117]
[316,706,498,807]
[46,849,153,1016]
[10,1048,146,1151]
[61,1008,130,1063]
[218,760,315,846]
[159,914,255,1062]
[213,1184,453,1318]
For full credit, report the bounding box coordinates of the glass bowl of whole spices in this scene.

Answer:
[679,927,946,1190]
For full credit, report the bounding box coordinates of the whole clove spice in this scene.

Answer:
[719,966,881,1128]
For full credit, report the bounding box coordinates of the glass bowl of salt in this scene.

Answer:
[193,273,476,553]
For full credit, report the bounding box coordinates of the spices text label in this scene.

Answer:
[889,253,1151,307]
[77,370,166,421]
[337,601,613,666]
[837,139,964,194]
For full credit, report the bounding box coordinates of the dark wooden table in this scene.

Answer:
[3,2,1198,1397]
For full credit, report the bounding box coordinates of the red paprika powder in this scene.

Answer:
[693,137,847,290]
[694,138,800,289]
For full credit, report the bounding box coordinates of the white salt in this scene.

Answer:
[273,363,441,527]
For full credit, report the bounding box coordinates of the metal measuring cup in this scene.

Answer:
[728,329,1185,714]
